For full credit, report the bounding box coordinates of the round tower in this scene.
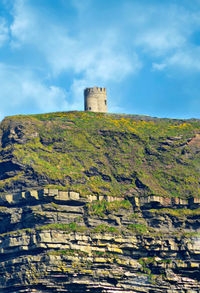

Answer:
[84,86,107,113]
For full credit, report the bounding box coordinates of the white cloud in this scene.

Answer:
[10,0,141,82]
[125,1,200,73]
[152,63,167,71]
[2,0,200,119]
[78,49,140,82]
[130,2,196,54]
[0,63,71,117]
[8,0,200,75]
[21,81,68,112]
[11,0,37,43]
[0,18,9,46]
[167,47,200,71]
[136,28,186,55]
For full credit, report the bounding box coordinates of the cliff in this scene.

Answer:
[0,111,199,292]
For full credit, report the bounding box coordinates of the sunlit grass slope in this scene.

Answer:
[0,111,200,198]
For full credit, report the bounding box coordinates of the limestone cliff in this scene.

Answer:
[0,111,199,292]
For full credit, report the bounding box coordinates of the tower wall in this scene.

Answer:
[84,87,107,113]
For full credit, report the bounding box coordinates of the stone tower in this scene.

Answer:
[84,86,107,112]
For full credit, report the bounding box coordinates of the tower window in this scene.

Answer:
[89,107,91,110]
[105,100,107,105]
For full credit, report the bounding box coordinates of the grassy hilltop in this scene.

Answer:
[0,111,200,198]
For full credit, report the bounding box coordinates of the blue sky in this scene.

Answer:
[0,0,200,119]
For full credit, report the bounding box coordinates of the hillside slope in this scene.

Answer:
[0,111,199,292]
[0,111,200,198]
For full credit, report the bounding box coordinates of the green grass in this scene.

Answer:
[48,249,88,257]
[1,111,200,198]
[38,222,87,233]
[87,200,132,217]
[91,224,120,234]
[149,208,200,217]
[127,224,148,234]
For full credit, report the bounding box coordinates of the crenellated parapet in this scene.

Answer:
[84,87,107,94]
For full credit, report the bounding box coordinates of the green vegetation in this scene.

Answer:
[149,208,200,217]
[40,222,120,235]
[91,224,120,234]
[0,111,200,198]
[127,224,148,234]
[139,257,155,266]
[0,228,33,238]
[179,232,200,238]
[138,257,172,275]
[48,249,88,257]
[38,222,87,233]
[138,258,155,274]
[87,200,132,217]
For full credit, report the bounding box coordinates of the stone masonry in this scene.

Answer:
[84,86,107,112]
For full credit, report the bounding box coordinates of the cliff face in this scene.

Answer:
[0,111,199,292]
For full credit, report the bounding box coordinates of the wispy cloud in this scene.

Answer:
[10,0,140,80]
[7,0,142,116]
[0,63,71,117]
[167,47,200,71]
[0,0,200,118]
[130,1,200,71]
[152,63,167,71]
[0,18,9,46]
[136,28,186,55]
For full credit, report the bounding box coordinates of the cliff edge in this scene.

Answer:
[0,111,199,292]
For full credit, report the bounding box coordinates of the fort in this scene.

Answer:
[84,86,107,112]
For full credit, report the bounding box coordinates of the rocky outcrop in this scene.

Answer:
[0,188,199,210]
[0,188,199,292]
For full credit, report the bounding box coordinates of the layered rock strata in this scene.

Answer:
[0,189,199,292]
